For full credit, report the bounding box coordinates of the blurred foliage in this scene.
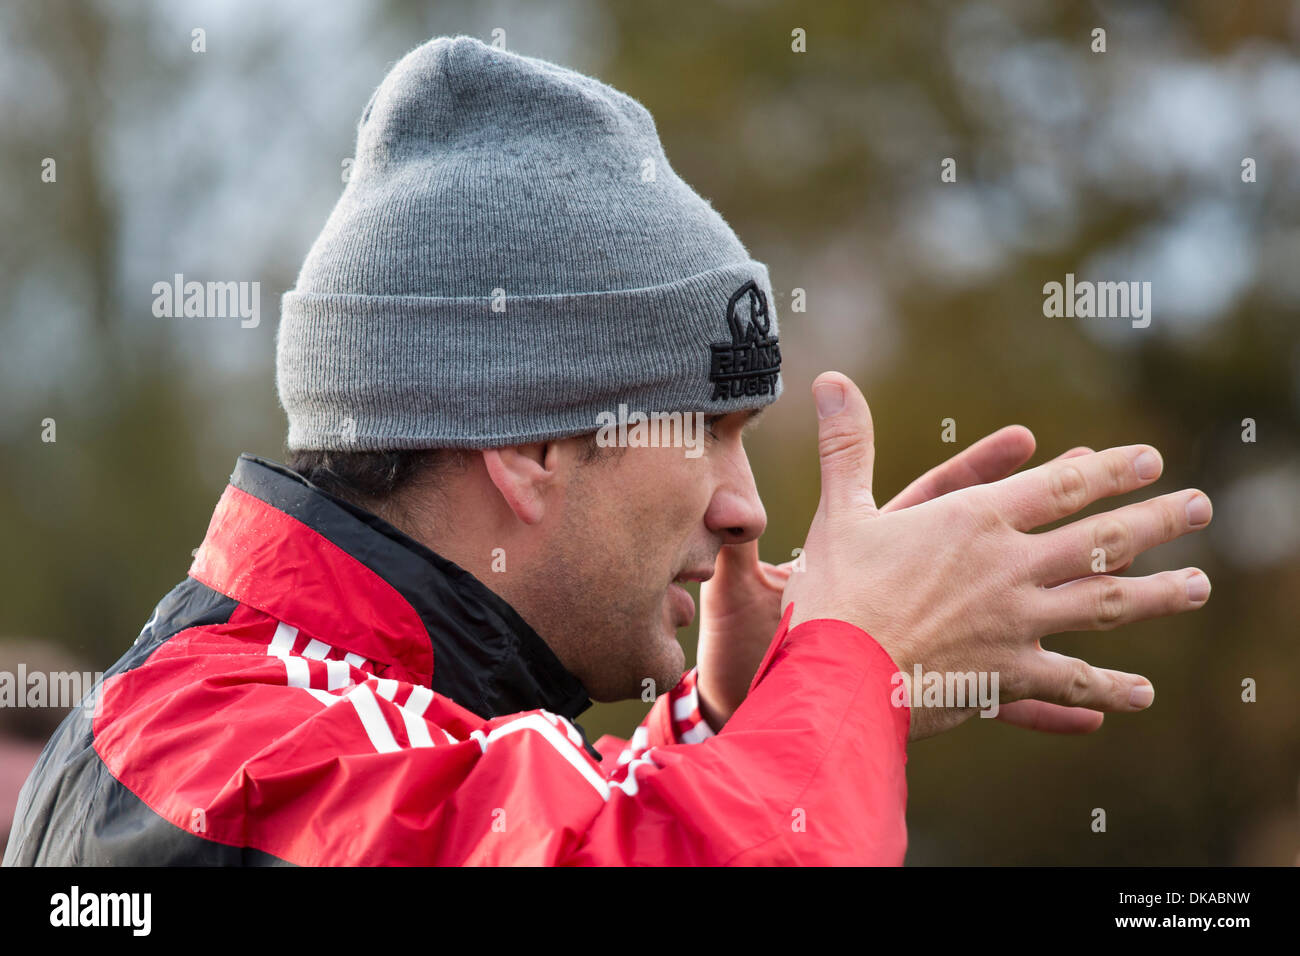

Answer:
[1,0,1296,863]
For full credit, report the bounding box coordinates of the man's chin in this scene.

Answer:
[582,622,686,703]
[654,624,688,691]
[627,617,684,699]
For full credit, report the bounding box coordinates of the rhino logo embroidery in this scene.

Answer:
[708,280,781,401]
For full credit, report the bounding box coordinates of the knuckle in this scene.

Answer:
[1161,500,1181,541]
[1106,452,1129,489]
[1007,535,1039,589]
[997,581,1031,635]
[817,419,861,462]
[996,662,1022,698]
[998,660,1030,701]
[966,493,1008,537]
[1093,518,1131,566]
[1051,465,1088,513]
[1060,658,1092,707]
[945,486,1004,541]
[1003,658,1034,702]
[1094,581,1126,628]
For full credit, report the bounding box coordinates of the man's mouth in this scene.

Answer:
[667,568,714,628]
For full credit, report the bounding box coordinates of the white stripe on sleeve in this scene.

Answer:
[349,682,401,754]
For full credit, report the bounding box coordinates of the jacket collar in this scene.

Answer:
[189,454,593,724]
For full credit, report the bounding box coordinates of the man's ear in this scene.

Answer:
[481,443,555,525]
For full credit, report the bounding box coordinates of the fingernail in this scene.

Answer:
[814,382,845,419]
[1186,571,1210,604]
[1129,684,1154,709]
[1132,449,1161,481]
[1186,495,1211,527]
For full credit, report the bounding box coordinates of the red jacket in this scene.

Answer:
[4,455,909,865]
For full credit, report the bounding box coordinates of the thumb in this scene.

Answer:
[812,371,877,516]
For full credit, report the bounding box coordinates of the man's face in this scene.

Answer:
[523,409,767,702]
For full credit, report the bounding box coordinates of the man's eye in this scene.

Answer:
[704,415,725,438]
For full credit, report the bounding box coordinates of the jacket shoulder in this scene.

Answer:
[3,578,294,865]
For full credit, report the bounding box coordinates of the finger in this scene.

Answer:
[882,440,1090,515]
[1100,557,1132,577]
[710,539,761,587]
[1055,446,1094,460]
[995,699,1105,734]
[883,426,1033,512]
[993,444,1164,531]
[1034,490,1213,586]
[764,560,797,581]
[1051,468,1133,576]
[1027,650,1156,713]
[883,425,1035,512]
[758,562,796,593]
[1036,557,1135,593]
[1034,568,1211,634]
[812,371,878,516]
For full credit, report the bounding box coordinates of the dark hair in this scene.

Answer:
[285,448,461,511]
[286,432,615,516]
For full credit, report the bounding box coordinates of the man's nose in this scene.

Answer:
[703,448,767,544]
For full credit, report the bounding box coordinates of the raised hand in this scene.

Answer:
[779,371,1212,741]
[697,419,1098,731]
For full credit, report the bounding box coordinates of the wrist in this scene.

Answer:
[694,674,734,732]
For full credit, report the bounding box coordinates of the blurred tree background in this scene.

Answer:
[1,0,1296,864]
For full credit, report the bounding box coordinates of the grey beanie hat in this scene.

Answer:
[277,34,781,450]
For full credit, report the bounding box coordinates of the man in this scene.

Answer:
[4,36,1211,866]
